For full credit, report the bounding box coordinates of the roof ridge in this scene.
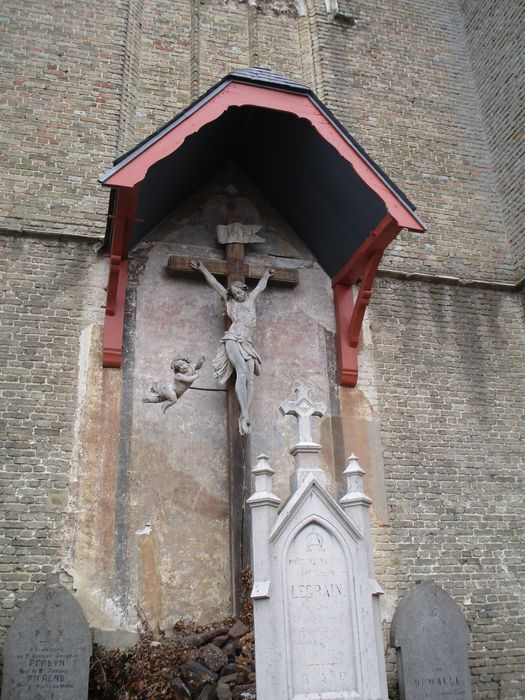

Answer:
[226,66,310,92]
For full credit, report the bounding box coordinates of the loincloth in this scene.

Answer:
[213,332,261,384]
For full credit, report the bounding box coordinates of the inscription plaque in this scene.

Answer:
[286,522,356,697]
[390,582,473,700]
[1,576,92,700]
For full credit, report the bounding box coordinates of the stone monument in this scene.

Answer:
[166,213,299,614]
[1,574,92,700]
[248,387,388,700]
[390,582,473,700]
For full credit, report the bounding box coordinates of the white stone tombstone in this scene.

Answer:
[249,388,388,700]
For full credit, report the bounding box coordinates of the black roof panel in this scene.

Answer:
[101,68,425,270]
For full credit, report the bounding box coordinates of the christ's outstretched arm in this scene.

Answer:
[250,267,276,300]
[189,259,227,299]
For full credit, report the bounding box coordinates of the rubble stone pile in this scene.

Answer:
[170,619,255,700]
[89,618,256,699]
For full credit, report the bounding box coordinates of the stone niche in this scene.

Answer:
[72,169,343,632]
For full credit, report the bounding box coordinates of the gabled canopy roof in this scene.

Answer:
[101,67,424,277]
[99,68,425,382]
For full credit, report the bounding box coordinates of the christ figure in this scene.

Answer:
[189,259,275,435]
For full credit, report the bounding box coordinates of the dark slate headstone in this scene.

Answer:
[1,575,92,700]
[390,583,473,700]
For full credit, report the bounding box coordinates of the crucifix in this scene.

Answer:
[167,221,298,614]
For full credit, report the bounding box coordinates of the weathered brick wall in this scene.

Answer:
[370,276,525,699]
[131,0,192,143]
[0,233,104,647]
[458,0,525,278]
[0,0,127,236]
[123,1,307,142]
[310,0,515,281]
[1,1,517,278]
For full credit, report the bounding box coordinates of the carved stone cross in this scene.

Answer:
[167,223,298,615]
[280,385,327,490]
[279,384,327,445]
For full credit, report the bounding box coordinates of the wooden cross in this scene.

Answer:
[167,232,298,615]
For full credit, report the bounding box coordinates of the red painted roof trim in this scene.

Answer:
[100,77,425,383]
[102,81,424,233]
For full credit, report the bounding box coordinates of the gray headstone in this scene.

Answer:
[1,575,92,700]
[390,582,473,700]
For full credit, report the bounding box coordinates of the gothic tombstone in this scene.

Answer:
[1,574,92,700]
[390,582,473,700]
[248,388,388,700]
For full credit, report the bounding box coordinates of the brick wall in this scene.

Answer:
[0,0,127,236]
[458,0,524,278]
[132,0,192,142]
[311,0,515,281]
[1,1,517,278]
[369,276,525,698]
[0,233,102,646]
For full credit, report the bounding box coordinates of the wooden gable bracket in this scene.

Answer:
[332,215,400,387]
[102,185,140,368]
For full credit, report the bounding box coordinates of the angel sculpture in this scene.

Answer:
[143,355,205,414]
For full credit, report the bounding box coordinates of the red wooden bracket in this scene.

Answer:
[103,259,129,367]
[348,249,383,348]
[333,283,358,387]
[102,185,139,368]
[332,215,399,287]
[332,216,401,386]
